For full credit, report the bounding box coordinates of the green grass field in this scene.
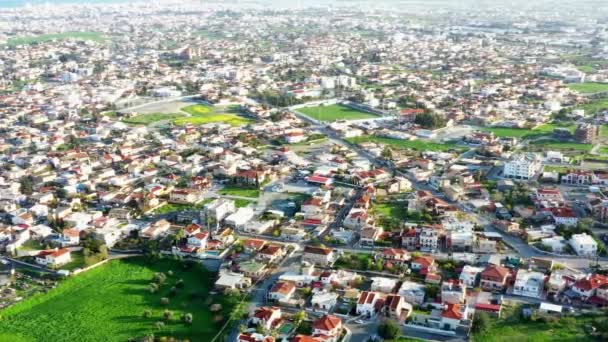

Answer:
[123,113,186,125]
[298,104,379,122]
[567,82,608,94]
[576,98,608,116]
[346,135,462,152]
[174,104,253,127]
[577,65,596,73]
[478,123,576,139]
[0,258,236,342]
[7,32,105,46]
[219,185,260,198]
[472,304,600,342]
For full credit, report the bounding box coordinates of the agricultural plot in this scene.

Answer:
[297,104,379,122]
[0,258,238,342]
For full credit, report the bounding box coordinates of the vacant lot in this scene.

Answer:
[472,305,602,342]
[174,104,253,126]
[529,140,593,152]
[298,104,378,122]
[346,135,462,152]
[7,32,105,46]
[567,82,608,94]
[478,123,575,139]
[123,112,186,125]
[0,258,237,342]
[219,185,260,198]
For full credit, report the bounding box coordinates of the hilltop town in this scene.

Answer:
[1,1,608,342]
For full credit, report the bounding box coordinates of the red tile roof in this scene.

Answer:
[442,303,463,320]
[312,315,342,332]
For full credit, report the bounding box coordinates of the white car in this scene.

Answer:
[354,319,364,324]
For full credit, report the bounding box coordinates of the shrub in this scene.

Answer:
[377,320,401,340]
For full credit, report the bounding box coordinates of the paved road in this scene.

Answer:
[290,109,608,270]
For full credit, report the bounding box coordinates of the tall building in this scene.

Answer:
[503,153,542,180]
[574,124,599,144]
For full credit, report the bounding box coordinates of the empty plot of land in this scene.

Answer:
[297,104,379,122]
[174,104,253,126]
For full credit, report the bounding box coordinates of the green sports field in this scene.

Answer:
[297,104,379,122]
[0,258,240,342]
[7,32,105,46]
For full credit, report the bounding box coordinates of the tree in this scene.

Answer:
[19,176,34,195]
[160,297,170,306]
[182,313,193,325]
[163,310,173,321]
[425,284,440,299]
[381,146,393,160]
[154,321,165,330]
[472,312,490,334]
[143,309,152,318]
[293,310,306,326]
[414,112,447,129]
[377,320,401,340]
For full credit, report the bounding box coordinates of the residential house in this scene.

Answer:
[256,244,285,263]
[251,307,281,331]
[459,265,483,288]
[35,248,71,267]
[569,233,598,257]
[311,291,339,313]
[441,281,467,304]
[513,269,545,298]
[303,246,336,266]
[268,281,296,302]
[312,315,342,342]
[356,291,380,317]
[480,265,510,291]
[398,281,426,305]
[383,294,412,320]
[377,248,410,265]
[571,274,608,300]
[411,256,436,274]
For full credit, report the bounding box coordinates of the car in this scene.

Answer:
[354,319,364,324]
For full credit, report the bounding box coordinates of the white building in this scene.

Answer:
[398,281,426,305]
[459,265,483,288]
[513,269,545,298]
[356,291,379,317]
[370,277,398,293]
[503,153,542,180]
[204,199,236,221]
[225,207,255,228]
[569,233,598,257]
[541,236,567,253]
[311,291,339,312]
